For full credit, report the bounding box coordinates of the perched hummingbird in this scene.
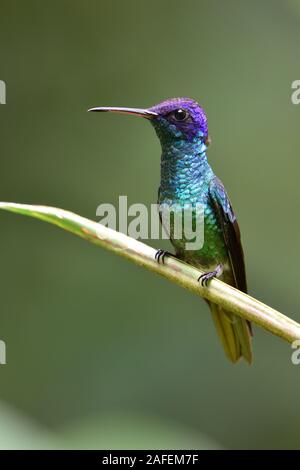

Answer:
[88,98,253,363]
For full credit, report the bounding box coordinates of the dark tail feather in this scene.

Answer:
[208,301,252,364]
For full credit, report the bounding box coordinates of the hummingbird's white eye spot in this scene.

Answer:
[173,108,188,121]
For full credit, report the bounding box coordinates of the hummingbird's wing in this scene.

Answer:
[208,176,253,363]
[209,176,247,293]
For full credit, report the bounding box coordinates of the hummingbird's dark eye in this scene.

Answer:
[173,108,188,121]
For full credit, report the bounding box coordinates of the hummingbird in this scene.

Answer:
[88,98,253,364]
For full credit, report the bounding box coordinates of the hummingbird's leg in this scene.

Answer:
[155,249,177,265]
[198,264,223,287]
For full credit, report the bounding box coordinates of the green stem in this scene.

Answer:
[0,202,299,343]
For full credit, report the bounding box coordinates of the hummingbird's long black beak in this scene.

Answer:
[87,106,158,119]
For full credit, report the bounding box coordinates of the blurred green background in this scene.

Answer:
[0,0,299,450]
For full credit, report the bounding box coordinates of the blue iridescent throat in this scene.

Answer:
[152,123,213,203]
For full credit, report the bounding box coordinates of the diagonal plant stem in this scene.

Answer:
[0,201,299,343]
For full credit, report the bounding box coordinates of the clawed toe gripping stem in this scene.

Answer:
[198,264,223,287]
[155,249,175,265]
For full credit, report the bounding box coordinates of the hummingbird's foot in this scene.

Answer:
[155,249,175,265]
[198,264,223,287]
